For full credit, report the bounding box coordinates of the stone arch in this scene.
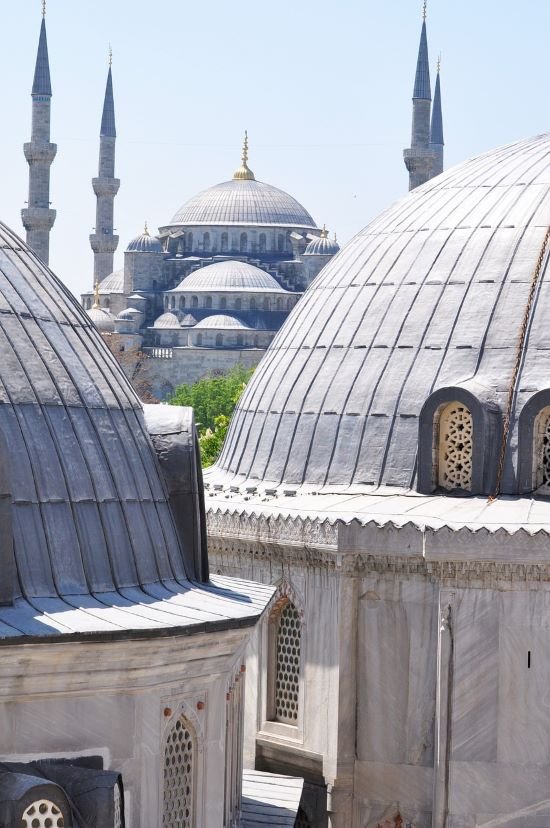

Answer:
[162,710,198,828]
[517,390,550,493]
[221,232,228,252]
[240,232,248,253]
[267,580,305,725]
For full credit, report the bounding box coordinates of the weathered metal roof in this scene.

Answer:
[32,18,52,98]
[214,133,550,494]
[100,66,116,139]
[173,260,287,293]
[430,71,444,146]
[241,770,304,828]
[413,20,431,100]
[168,179,317,229]
[0,219,273,640]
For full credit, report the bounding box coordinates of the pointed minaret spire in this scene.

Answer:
[90,50,120,285]
[430,55,444,178]
[403,3,437,191]
[22,5,57,263]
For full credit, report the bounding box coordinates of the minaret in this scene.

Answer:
[403,2,436,191]
[21,2,57,264]
[430,56,444,178]
[90,49,120,284]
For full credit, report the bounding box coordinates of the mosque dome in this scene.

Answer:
[126,224,163,253]
[194,314,251,330]
[304,229,340,256]
[153,311,181,328]
[97,269,124,293]
[168,134,317,230]
[87,305,115,332]
[214,133,550,495]
[174,260,286,293]
[117,307,141,321]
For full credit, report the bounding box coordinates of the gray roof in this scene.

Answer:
[173,260,287,293]
[194,314,252,331]
[153,311,181,329]
[304,235,340,256]
[413,20,431,100]
[87,305,115,332]
[169,179,317,229]
[32,18,52,97]
[87,269,123,294]
[100,66,116,139]
[214,133,550,492]
[430,71,444,146]
[0,219,273,640]
[241,770,304,828]
[126,231,163,253]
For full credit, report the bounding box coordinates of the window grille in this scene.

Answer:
[22,800,65,828]
[438,403,473,491]
[114,784,122,828]
[535,409,550,492]
[275,602,301,723]
[295,807,311,828]
[163,715,195,828]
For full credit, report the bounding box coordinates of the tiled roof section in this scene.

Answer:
[169,179,317,229]
[214,133,550,491]
[100,66,116,138]
[413,21,431,100]
[430,71,444,146]
[32,18,52,97]
[0,219,274,638]
[173,260,287,293]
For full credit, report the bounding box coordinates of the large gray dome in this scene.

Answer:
[173,260,286,293]
[169,179,317,229]
[215,133,550,492]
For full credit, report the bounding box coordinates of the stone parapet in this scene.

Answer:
[92,176,120,198]
[23,141,57,166]
[89,232,119,254]
[21,206,56,232]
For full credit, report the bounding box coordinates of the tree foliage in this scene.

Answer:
[168,365,254,466]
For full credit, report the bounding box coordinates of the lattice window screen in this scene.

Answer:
[275,601,301,723]
[438,403,473,491]
[22,800,66,828]
[163,715,195,827]
[536,410,550,491]
[295,807,311,828]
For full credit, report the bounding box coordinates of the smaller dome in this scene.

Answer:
[194,314,251,330]
[304,228,340,256]
[126,223,163,253]
[174,260,286,293]
[87,306,115,333]
[180,313,198,327]
[117,307,141,321]
[93,269,124,294]
[153,311,181,329]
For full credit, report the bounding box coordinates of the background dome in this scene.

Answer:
[169,179,317,229]
[174,260,286,293]
[215,133,550,492]
[87,305,115,332]
[126,228,163,253]
[153,311,181,328]
[95,269,124,294]
[194,314,251,330]
[304,232,340,256]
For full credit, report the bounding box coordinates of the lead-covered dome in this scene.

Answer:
[215,133,550,493]
[173,260,286,292]
[126,225,163,253]
[170,179,317,229]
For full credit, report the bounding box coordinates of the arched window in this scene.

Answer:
[186,232,193,252]
[203,231,210,251]
[170,296,176,309]
[216,334,223,347]
[22,799,70,828]
[287,298,293,310]
[236,334,244,347]
[254,335,259,347]
[235,298,242,311]
[263,297,269,311]
[220,297,227,310]
[250,297,257,310]
[162,714,196,828]
[276,298,282,310]
[240,232,248,253]
[221,232,228,252]
[191,296,198,308]
[179,296,186,310]
[532,407,550,492]
[104,297,110,308]
[205,296,212,309]
[259,234,267,253]
[196,333,203,346]
[164,296,169,309]
[277,234,284,252]
[438,402,473,491]
[269,599,302,724]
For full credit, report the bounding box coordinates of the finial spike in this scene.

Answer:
[321,224,328,238]
[93,280,100,308]
[233,130,255,180]
[242,130,249,165]
[109,44,113,67]
[333,232,338,244]
[42,0,46,17]
[437,52,441,74]
[143,221,149,236]
[422,0,427,21]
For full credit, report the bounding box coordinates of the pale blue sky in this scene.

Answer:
[2,1,549,297]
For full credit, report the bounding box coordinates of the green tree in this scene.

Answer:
[168,365,254,466]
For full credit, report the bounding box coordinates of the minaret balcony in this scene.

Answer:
[89,232,119,255]
[92,177,121,198]
[21,207,56,232]
[23,142,57,165]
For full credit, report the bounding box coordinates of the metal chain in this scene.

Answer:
[489,225,550,501]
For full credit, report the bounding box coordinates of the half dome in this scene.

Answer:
[215,133,550,493]
[169,179,317,229]
[194,314,251,330]
[173,260,287,292]
[153,311,181,328]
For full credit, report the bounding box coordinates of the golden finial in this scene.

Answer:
[93,280,100,308]
[233,130,255,181]
[333,232,338,244]
[437,53,441,74]
[422,0,427,21]
[143,221,150,236]
[321,224,328,239]
[109,45,113,68]
[42,0,46,16]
